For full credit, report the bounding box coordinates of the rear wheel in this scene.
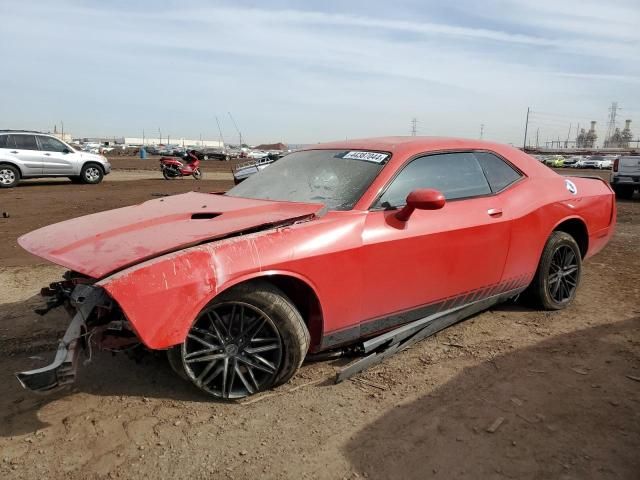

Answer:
[192,168,203,180]
[0,164,20,188]
[614,185,634,200]
[80,163,104,184]
[168,283,309,400]
[525,231,582,310]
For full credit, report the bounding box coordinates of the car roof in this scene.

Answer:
[0,130,46,134]
[305,136,553,180]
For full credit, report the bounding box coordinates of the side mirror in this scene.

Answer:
[62,148,70,154]
[395,188,445,221]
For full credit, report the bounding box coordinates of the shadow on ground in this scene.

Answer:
[345,318,640,480]
[0,296,219,438]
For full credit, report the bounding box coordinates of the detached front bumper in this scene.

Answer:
[16,284,109,393]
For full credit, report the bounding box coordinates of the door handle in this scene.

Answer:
[10,150,18,154]
[487,208,503,217]
[44,153,51,156]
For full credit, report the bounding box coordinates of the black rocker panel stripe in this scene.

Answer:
[320,273,532,350]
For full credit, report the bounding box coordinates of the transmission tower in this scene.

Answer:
[480,124,484,140]
[410,118,417,136]
[605,102,619,145]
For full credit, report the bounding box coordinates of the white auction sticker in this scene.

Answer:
[342,151,389,163]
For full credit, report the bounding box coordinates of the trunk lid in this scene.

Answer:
[19,192,322,278]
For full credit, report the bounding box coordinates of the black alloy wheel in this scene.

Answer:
[524,231,582,310]
[181,301,284,399]
[546,245,579,303]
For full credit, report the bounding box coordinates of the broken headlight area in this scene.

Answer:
[16,272,141,393]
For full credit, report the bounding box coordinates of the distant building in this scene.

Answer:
[253,142,288,151]
[604,120,633,148]
[576,121,598,148]
[124,137,224,148]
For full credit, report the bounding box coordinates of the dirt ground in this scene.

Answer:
[0,166,638,479]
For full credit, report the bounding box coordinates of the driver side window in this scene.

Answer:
[37,136,68,153]
[376,152,491,208]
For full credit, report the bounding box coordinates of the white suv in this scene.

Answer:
[0,130,111,188]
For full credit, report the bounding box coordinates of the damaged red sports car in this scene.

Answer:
[17,137,616,399]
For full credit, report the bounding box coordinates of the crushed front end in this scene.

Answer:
[16,272,140,393]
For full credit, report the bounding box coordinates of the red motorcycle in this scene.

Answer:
[160,150,203,180]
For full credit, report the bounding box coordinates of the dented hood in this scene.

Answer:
[19,192,322,278]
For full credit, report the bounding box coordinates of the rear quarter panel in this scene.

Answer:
[501,175,615,284]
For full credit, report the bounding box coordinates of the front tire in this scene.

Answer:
[80,163,104,184]
[169,282,309,400]
[525,231,582,310]
[0,164,20,188]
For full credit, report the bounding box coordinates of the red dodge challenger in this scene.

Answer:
[17,137,615,399]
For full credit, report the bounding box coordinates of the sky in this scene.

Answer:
[1,0,639,146]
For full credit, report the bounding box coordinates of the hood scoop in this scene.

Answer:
[191,212,221,220]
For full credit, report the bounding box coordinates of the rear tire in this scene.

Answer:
[80,163,104,184]
[192,168,202,180]
[0,164,20,188]
[524,231,582,310]
[168,282,309,400]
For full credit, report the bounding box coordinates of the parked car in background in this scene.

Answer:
[545,155,565,168]
[597,159,613,170]
[199,148,231,161]
[0,130,111,188]
[611,156,640,199]
[563,156,582,168]
[16,137,615,399]
[580,156,604,169]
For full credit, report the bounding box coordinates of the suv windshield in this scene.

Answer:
[226,149,389,210]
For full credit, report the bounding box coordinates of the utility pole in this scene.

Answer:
[61,121,64,140]
[142,129,145,145]
[480,124,484,140]
[158,128,161,145]
[228,112,243,147]
[410,118,417,136]
[535,128,539,148]
[523,107,530,149]
[565,123,572,148]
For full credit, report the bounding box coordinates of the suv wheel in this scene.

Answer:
[0,164,20,188]
[81,163,104,184]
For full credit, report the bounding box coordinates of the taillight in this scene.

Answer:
[613,158,619,172]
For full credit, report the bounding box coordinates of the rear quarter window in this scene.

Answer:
[0,135,14,148]
[474,152,522,192]
[12,135,38,150]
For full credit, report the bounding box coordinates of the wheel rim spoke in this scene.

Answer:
[237,355,276,374]
[185,352,227,364]
[234,363,254,394]
[244,343,280,355]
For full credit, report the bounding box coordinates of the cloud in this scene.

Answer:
[0,0,638,144]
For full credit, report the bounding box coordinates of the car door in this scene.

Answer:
[3,134,42,176]
[359,151,518,333]
[36,135,75,175]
